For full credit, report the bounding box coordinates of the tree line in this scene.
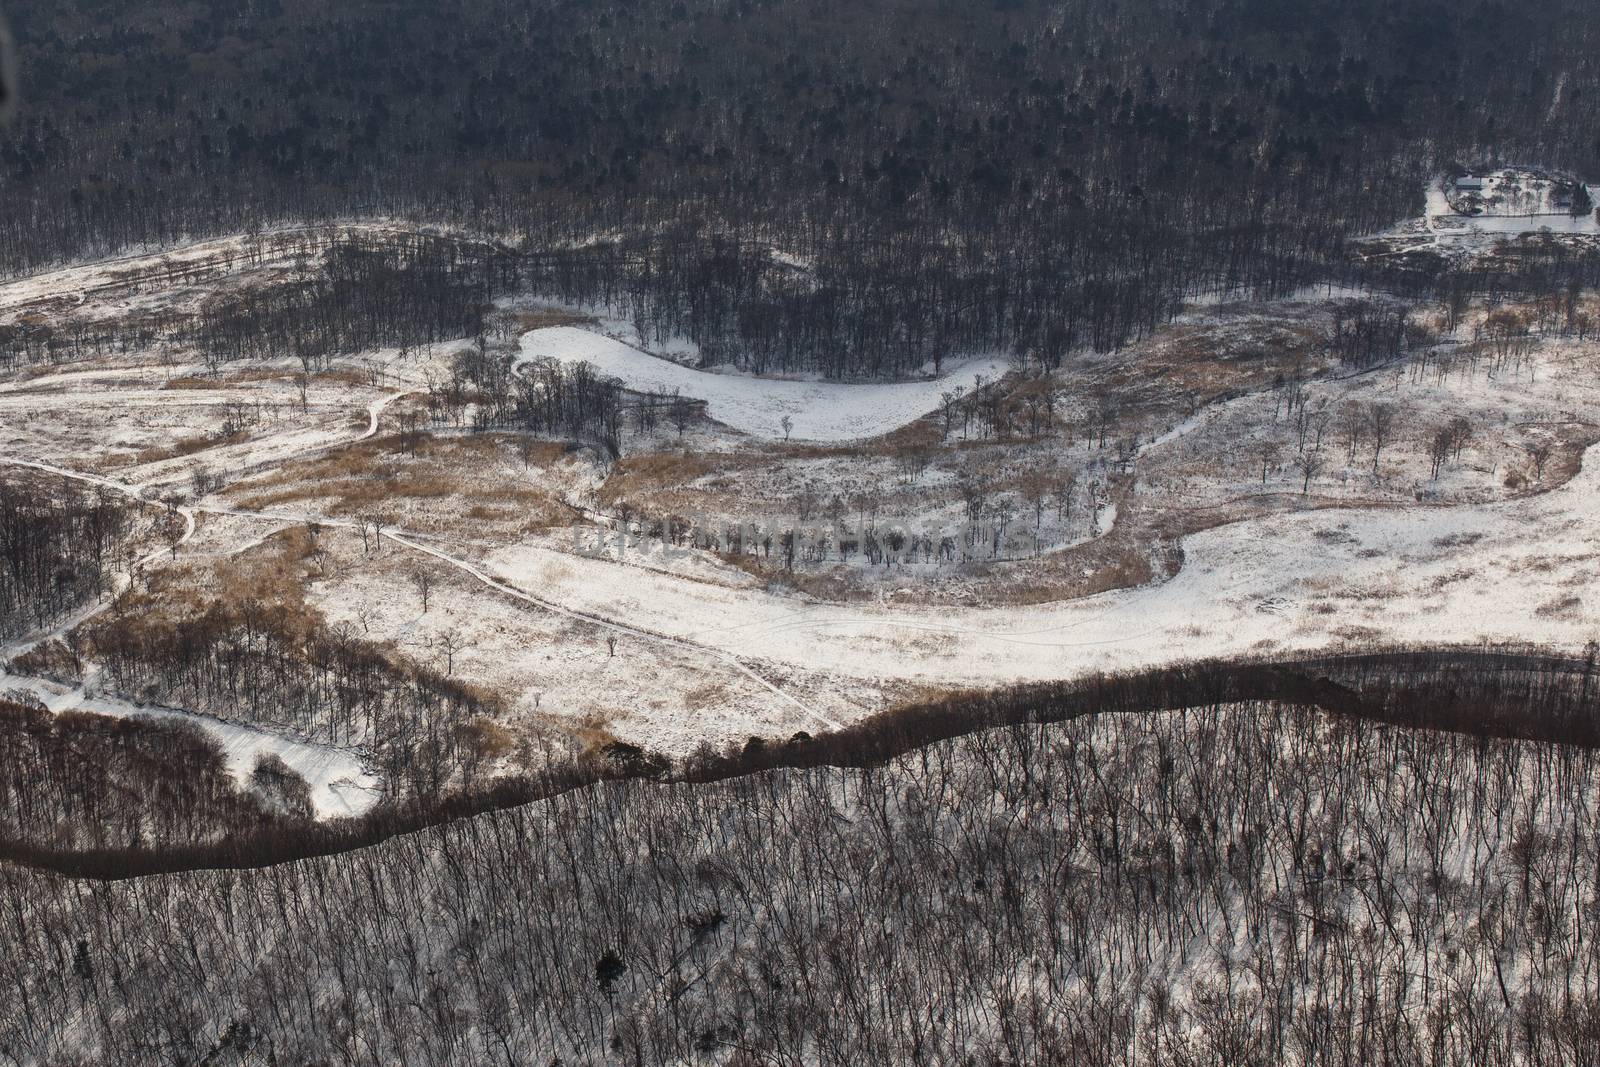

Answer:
[0,475,133,641]
[4,0,1600,377]
[7,643,1600,877]
[5,659,1600,1064]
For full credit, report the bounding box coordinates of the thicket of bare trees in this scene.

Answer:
[0,229,512,375]
[0,477,133,640]
[449,346,635,457]
[4,686,1599,1065]
[78,601,502,805]
[190,234,510,371]
[1327,300,1436,369]
[0,698,297,852]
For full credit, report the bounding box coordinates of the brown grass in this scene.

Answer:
[84,522,326,646]
[314,369,369,387]
[236,471,458,514]
[561,712,625,756]
[1535,594,1583,619]
[599,450,731,505]
[683,683,732,710]
[163,366,298,389]
[227,433,573,528]
[210,527,326,632]
[131,431,242,465]
[515,308,596,331]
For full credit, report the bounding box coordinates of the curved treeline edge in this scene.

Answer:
[8,223,1600,395]
[6,642,1600,881]
[5,686,1600,1063]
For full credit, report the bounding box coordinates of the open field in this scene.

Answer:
[4,225,1600,789]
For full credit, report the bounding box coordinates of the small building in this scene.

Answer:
[1455,176,1485,192]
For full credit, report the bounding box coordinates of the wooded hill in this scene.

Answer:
[6,0,1600,375]
[5,692,1599,1065]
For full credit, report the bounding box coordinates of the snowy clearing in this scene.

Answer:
[1425,177,1600,240]
[516,326,1011,441]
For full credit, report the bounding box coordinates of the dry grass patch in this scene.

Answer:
[238,471,457,514]
[1429,570,1475,590]
[163,367,296,389]
[514,308,597,331]
[81,522,326,645]
[560,712,627,755]
[1535,595,1583,619]
[314,369,369,387]
[228,434,573,528]
[600,450,736,505]
[130,430,242,466]
[683,683,732,711]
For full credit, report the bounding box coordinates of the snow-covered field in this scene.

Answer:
[7,226,1600,761]
[11,324,1600,755]
[480,427,1599,693]
[517,325,1010,441]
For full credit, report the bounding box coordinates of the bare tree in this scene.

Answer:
[1367,403,1398,476]
[1294,450,1324,494]
[1526,440,1555,483]
[1446,415,1473,461]
[437,628,466,675]
[1338,403,1365,464]
[1020,472,1051,528]
[411,568,434,614]
[1427,425,1453,480]
[1258,441,1281,484]
[361,516,385,555]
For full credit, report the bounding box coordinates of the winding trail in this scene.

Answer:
[361,390,414,440]
[11,315,1600,737]
[387,532,837,730]
[1,389,838,733]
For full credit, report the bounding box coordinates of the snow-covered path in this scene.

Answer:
[517,326,1010,441]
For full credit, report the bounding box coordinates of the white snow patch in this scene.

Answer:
[516,326,1011,442]
[0,674,381,819]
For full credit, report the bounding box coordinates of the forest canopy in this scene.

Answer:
[3,1,1599,375]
